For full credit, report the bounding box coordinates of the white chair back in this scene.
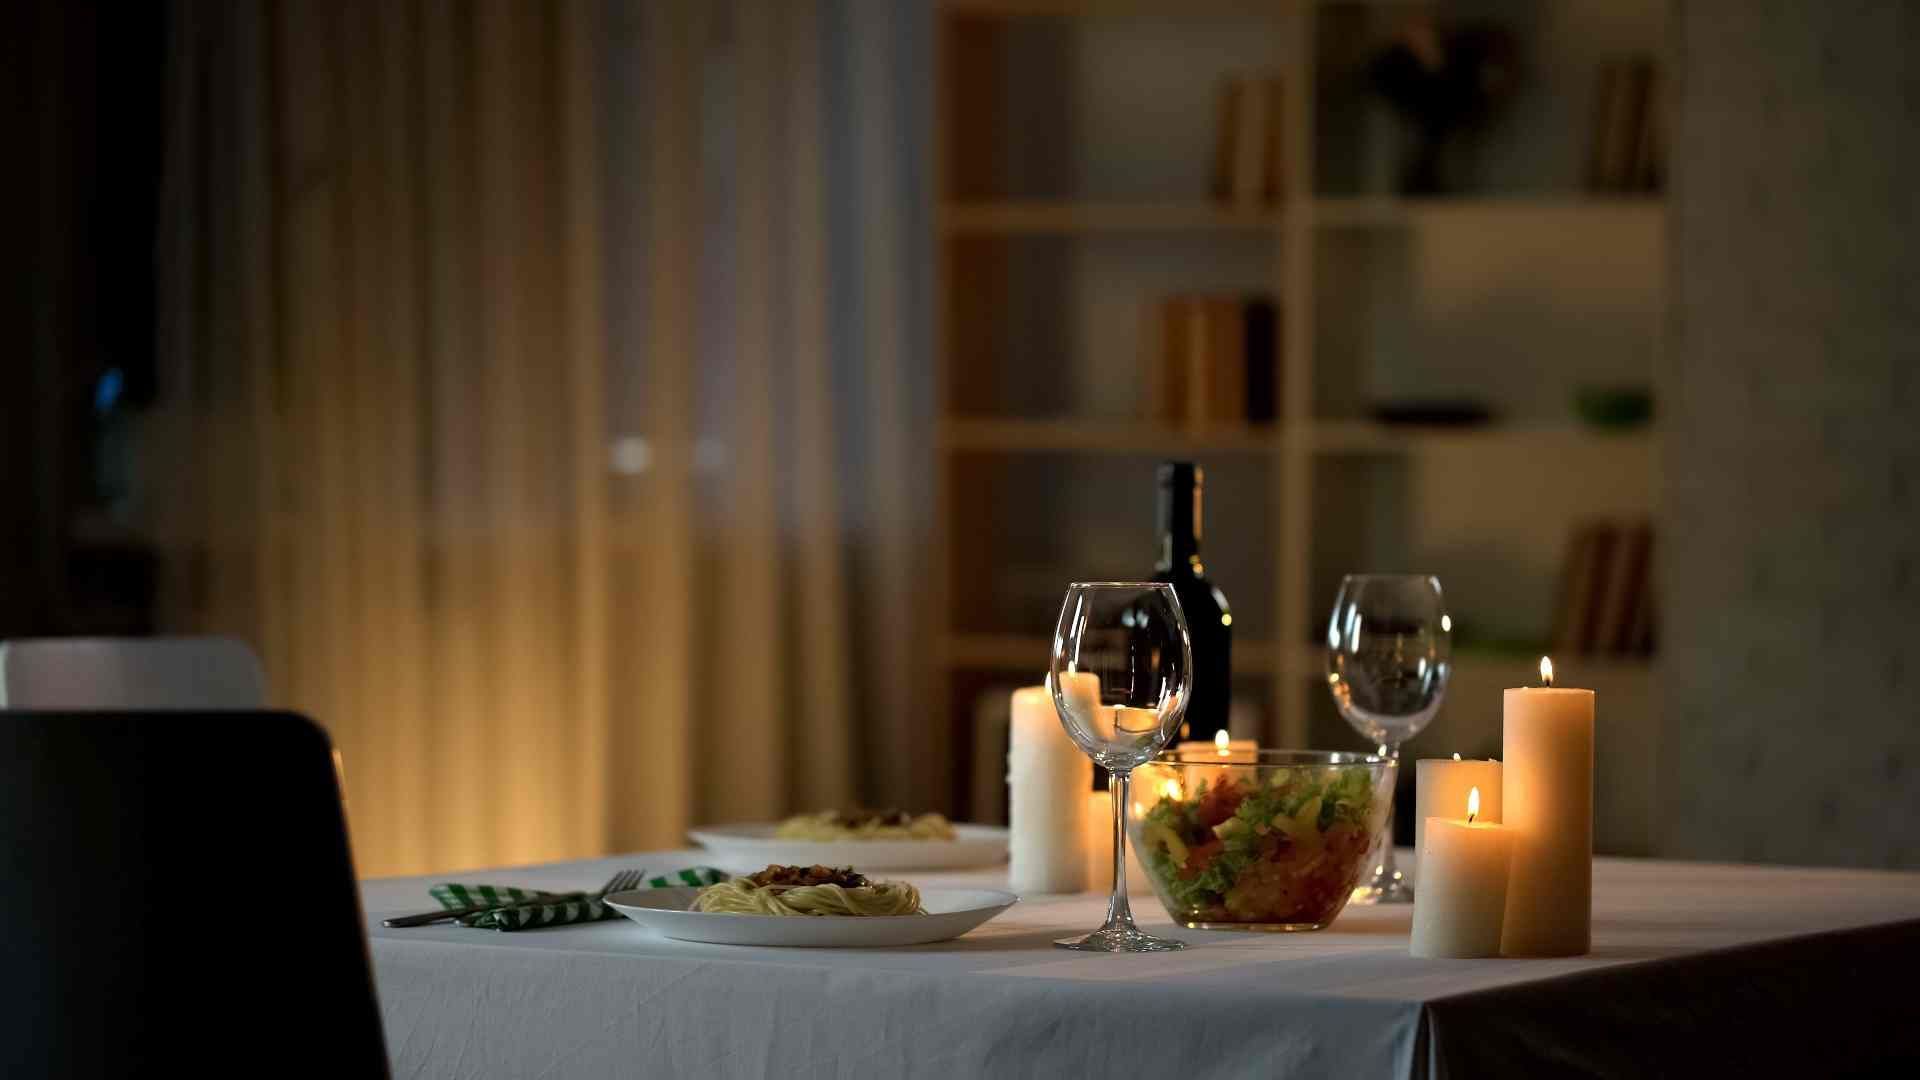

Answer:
[0,636,266,709]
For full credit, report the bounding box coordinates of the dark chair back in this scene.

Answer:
[0,711,388,1077]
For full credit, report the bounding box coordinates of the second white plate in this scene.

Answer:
[605,886,1019,947]
[687,822,1009,872]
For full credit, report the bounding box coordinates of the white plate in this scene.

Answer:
[605,886,1019,947]
[687,822,1009,872]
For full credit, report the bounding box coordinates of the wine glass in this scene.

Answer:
[1325,574,1450,905]
[1050,582,1192,952]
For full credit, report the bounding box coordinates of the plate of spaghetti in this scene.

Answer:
[689,811,1008,872]
[605,864,1018,947]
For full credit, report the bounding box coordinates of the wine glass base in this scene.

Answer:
[1348,867,1414,906]
[1054,926,1186,952]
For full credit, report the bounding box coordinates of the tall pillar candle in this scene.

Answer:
[1008,685,1090,893]
[1088,781,1155,895]
[1499,660,1594,957]
[1084,786,1110,890]
[1053,670,1103,741]
[1415,757,1501,869]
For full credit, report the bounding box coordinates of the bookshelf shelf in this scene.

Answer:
[1311,195,1665,228]
[941,417,1280,454]
[1296,422,1659,455]
[943,198,1661,234]
[941,0,1292,17]
[1281,645,1653,680]
[940,418,1655,457]
[942,201,1283,234]
[947,633,1281,674]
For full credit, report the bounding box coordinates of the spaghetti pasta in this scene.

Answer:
[774,809,957,842]
[689,866,925,917]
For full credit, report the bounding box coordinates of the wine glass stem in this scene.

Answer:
[1100,770,1139,933]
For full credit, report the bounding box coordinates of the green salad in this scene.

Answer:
[1133,764,1381,926]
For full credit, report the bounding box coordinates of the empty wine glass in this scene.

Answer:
[1050,582,1192,952]
[1325,574,1450,905]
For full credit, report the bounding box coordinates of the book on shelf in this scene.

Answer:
[1262,77,1286,205]
[1210,79,1239,203]
[1588,57,1661,193]
[1211,72,1286,210]
[1143,295,1279,430]
[970,686,1016,826]
[1627,542,1657,655]
[1231,76,1267,208]
[1594,522,1652,654]
[1243,299,1277,425]
[1183,298,1212,429]
[1552,522,1613,655]
[1633,66,1665,191]
[1551,518,1656,657]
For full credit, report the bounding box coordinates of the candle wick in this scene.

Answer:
[1467,810,1476,824]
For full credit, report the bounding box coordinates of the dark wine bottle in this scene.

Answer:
[1153,462,1232,746]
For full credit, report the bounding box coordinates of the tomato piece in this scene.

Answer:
[1194,781,1246,828]
[1180,838,1223,880]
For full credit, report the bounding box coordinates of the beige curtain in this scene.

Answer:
[155,0,931,877]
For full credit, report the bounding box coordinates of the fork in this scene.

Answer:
[383,868,645,928]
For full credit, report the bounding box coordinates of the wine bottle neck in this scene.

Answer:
[1156,462,1203,575]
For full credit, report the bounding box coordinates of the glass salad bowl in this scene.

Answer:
[1129,750,1395,931]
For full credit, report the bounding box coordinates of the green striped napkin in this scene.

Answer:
[431,867,727,932]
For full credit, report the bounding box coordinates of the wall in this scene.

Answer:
[1660,1,1920,868]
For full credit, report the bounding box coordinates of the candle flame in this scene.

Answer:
[1161,778,1183,802]
[1540,655,1554,687]
[1452,751,1462,761]
[1467,786,1481,824]
[1214,729,1231,755]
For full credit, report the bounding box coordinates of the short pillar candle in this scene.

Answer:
[1410,787,1513,958]
[1415,756,1501,869]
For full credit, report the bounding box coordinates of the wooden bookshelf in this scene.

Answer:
[943,197,1659,234]
[948,633,1283,675]
[1312,195,1665,228]
[941,201,1283,234]
[933,0,1667,825]
[1295,422,1661,455]
[940,417,1281,453]
[940,418,1657,456]
[943,0,1293,15]
[1280,644,1654,680]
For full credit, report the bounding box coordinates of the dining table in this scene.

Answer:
[361,850,1920,1077]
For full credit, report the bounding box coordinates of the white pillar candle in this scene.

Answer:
[1173,729,1258,764]
[1084,787,1111,890]
[1410,788,1513,958]
[1008,685,1090,894]
[1053,670,1103,743]
[1109,705,1161,734]
[1089,784,1155,894]
[1415,756,1501,869]
[1173,730,1258,793]
[1500,658,1595,957]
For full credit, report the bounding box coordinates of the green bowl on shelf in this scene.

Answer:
[1574,386,1654,430]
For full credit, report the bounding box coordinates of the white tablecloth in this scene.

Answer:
[361,852,1920,1078]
